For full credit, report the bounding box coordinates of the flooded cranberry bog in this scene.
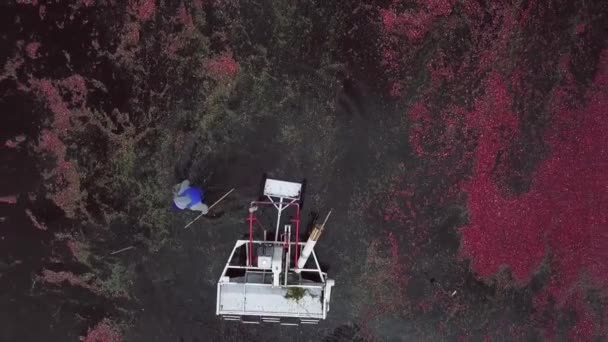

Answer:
[1,0,607,341]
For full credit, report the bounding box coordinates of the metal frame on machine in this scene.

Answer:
[247,178,302,266]
[217,238,331,317]
[216,177,335,324]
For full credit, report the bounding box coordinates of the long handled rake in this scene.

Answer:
[183,188,235,229]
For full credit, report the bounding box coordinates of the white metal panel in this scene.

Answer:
[218,283,324,318]
[257,256,272,269]
[263,179,302,199]
[271,246,283,287]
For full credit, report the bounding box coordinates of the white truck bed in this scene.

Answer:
[217,282,324,318]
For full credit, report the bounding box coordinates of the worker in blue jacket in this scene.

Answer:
[172,180,209,214]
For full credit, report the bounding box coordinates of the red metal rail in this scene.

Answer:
[291,207,300,264]
[247,211,255,266]
[247,201,301,267]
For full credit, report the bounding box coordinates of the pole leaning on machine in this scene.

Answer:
[295,209,332,273]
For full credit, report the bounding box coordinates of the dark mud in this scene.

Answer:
[2,0,608,341]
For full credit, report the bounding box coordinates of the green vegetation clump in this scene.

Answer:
[284,287,307,302]
[97,262,133,298]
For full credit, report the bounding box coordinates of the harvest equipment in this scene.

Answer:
[216,177,335,325]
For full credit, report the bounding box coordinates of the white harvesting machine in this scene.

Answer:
[216,177,335,325]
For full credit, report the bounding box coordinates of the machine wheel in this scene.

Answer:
[258,173,268,201]
[299,178,307,208]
